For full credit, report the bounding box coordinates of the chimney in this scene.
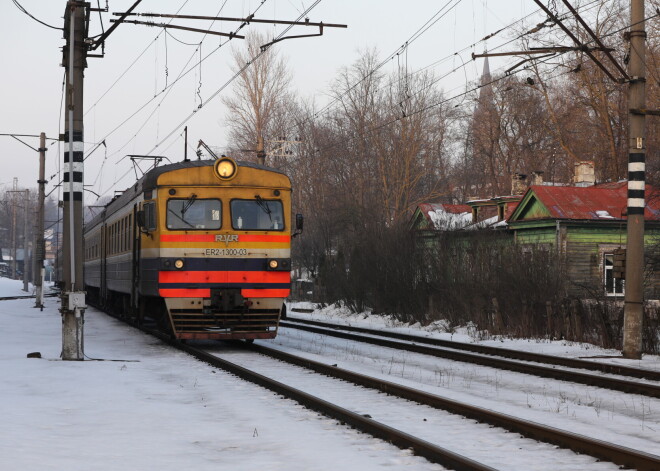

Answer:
[531,171,544,186]
[511,173,527,196]
[574,161,595,186]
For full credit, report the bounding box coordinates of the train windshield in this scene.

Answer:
[166,197,222,230]
[231,198,284,231]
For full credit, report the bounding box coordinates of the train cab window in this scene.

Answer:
[166,198,221,230]
[144,202,156,231]
[231,199,284,231]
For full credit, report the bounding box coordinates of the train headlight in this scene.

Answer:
[268,260,279,269]
[214,157,237,180]
[174,259,185,269]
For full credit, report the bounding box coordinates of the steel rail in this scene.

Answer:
[0,293,58,301]
[139,325,495,471]
[249,342,660,471]
[286,315,660,381]
[280,321,660,398]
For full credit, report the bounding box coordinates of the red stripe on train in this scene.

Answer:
[159,288,211,297]
[241,289,290,298]
[158,271,290,283]
[158,288,290,298]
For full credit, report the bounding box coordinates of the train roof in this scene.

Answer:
[85,159,289,229]
[140,159,287,190]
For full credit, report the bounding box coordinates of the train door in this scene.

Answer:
[100,220,107,305]
[131,203,140,313]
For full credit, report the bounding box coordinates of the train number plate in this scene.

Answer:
[205,248,248,256]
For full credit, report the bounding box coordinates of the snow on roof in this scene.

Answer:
[417,203,472,230]
[464,215,500,230]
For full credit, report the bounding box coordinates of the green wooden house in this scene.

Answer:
[507,182,660,299]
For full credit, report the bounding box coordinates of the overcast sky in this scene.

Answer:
[0,1,544,204]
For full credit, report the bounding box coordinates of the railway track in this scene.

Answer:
[140,324,495,471]
[0,293,58,302]
[247,342,660,471]
[285,315,660,381]
[280,319,660,398]
[128,319,660,471]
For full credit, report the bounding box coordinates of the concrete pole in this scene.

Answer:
[35,132,46,308]
[257,135,265,166]
[10,179,17,279]
[622,0,646,359]
[22,189,29,292]
[61,1,86,360]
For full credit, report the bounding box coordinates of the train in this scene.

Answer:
[80,156,301,340]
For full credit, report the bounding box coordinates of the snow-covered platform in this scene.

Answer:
[0,279,439,471]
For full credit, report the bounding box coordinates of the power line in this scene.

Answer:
[111,2,232,165]
[84,0,192,117]
[310,9,660,159]
[95,0,275,198]
[312,0,463,121]
[11,0,62,31]
[271,0,603,149]
[144,0,323,156]
[92,0,269,161]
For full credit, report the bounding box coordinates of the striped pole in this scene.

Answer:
[61,1,86,360]
[622,0,646,359]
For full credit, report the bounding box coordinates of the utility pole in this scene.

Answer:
[61,1,87,360]
[35,132,46,309]
[184,126,189,162]
[257,135,265,166]
[10,178,17,279]
[22,189,29,293]
[622,0,647,359]
[7,184,29,287]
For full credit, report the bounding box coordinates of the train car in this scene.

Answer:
[83,157,301,340]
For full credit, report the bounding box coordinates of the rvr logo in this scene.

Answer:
[215,234,239,246]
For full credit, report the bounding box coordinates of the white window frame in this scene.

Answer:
[603,252,625,297]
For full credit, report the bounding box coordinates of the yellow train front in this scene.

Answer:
[84,157,296,340]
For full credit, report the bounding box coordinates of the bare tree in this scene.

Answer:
[222,31,293,162]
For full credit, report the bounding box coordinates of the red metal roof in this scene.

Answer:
[504,200,521,220]
[518,182,660,221]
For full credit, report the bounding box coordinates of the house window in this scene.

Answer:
[604,253,624,296]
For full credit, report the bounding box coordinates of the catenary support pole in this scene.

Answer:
[257,135,265,166]
[623,0,647,359]
[61,1,86,360]
[22,189,29,292]
[35,132,46,308]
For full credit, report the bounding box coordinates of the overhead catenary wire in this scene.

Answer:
[92,0,269,164]
[144,0,323,156]
[98,0,323,197]
[95,0,273,198]
[106,1,231,166]
[84,0,192,118]
[272,0,606,150]
[11,0,62,31]
[309,10,660,159]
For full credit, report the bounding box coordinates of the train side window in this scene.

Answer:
[230,199,284,231]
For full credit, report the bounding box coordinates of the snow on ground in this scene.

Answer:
[0,280,442,471]
[3,279,658,470]
[212,348,623,471]
[287,301,660,372]
[0,276,34,297]
[278,302,660,457]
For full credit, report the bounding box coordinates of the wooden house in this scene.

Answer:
[507,182,660,299]
[409,203,472,247]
